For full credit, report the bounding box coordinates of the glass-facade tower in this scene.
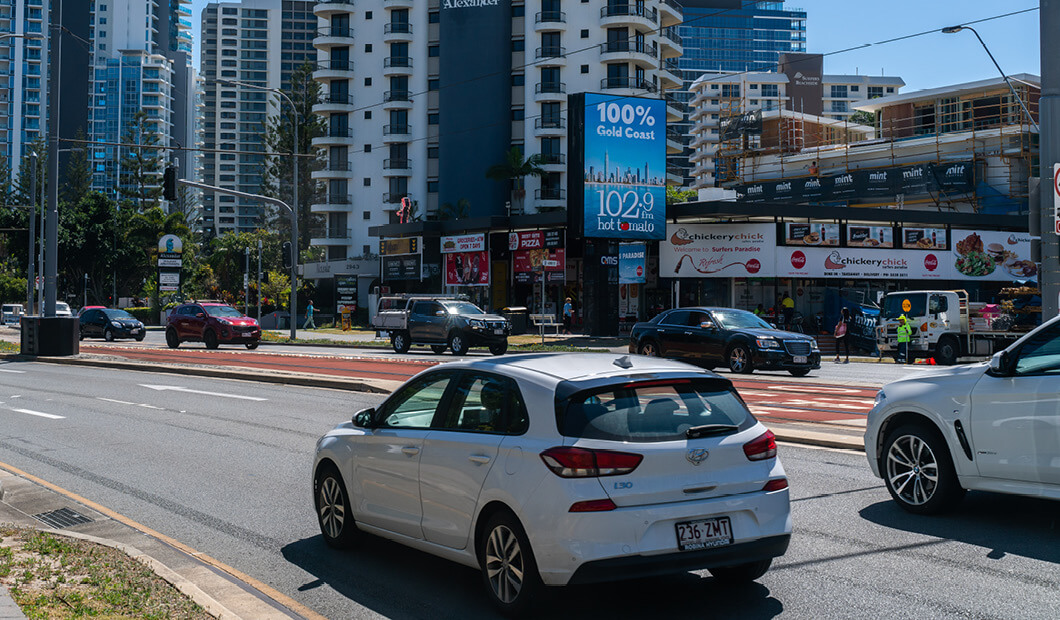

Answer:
[671,1,806,187]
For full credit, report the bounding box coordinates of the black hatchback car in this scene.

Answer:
[79,308,146,342]
[629,307,821,376]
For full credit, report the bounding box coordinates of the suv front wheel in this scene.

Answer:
[449,332,469,356]
[165,328,180,349]
[882,423,964,514]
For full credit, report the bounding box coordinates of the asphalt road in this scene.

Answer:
[1,362,1055,619]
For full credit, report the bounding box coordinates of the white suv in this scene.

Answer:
[313,353,791,615]
[866,314,1060,514]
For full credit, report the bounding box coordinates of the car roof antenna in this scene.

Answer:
[613,355,633,369]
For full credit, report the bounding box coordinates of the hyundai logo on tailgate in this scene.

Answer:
[686,448,709,466]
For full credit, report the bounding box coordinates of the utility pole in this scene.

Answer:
[26,152,36,314]
[43,7,62,317]
[257,238,262,322]
[1041,0,1060,317]
[244,246,251,316]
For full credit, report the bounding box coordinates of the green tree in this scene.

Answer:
[847,110,875,127]
[61,127,92,205]
[118,110,164,212]
[666,186,698,205]
[260,62,326,252]
[439,198,471,221]
[0,155,16,208]
[485,147,545,215]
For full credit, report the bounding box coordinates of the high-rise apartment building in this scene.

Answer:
[671,0,806,186]
[0,1,90,191]
[87,0,195,204]
[199,0,315,236]
[310,0,683,261]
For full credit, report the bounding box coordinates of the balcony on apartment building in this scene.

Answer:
[534,11,566,30]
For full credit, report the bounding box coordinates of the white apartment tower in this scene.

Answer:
[199,0,315,236]
[0,0,48,169]
[311,0,683,261]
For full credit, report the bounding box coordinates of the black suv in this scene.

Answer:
[629,307,821,377]
[373,297,510,355]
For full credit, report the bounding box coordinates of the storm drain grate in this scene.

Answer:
[33,507,94,529]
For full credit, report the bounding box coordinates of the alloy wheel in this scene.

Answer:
[639,342,657,357]
[729,347,747,372]
[886,434,939,506]
[484,524,524,605]
[317,476,346,540]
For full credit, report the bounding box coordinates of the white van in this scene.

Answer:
[2,304,24,327]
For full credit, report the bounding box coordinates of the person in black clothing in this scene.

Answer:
[834,307,852,363]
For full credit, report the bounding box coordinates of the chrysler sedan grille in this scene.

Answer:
[784,341,811,356]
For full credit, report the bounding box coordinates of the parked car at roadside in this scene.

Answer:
[2,303,23,327]
[865,313,1060,514]
[629,307,821,377]
[166,302,260,349]
[313,353,791,615]
[78,305,106,318]
[79,308,145,341]
[55,302,72,317]
[372,295,510,355]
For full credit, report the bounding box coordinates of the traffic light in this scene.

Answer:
[282,241,293,269]
[163,167,177,201]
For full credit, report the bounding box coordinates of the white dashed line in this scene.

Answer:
[10,408,65,420]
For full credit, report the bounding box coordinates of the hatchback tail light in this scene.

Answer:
[569,499,617,512]
[540,447,643,478]
[743,430,777,461]
[762,478,788,492]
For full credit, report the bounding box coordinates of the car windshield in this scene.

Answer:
[560,380,754,443]
[205,305,244,317]
[442,302,484,315]
[712,309,772,330]
[883,294,926,320]
[56,302,70,312]
[103,309,135,320]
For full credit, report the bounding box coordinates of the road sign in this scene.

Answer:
[159,272,180,286]
[158,258,182,268]
[1053,163,1060,235]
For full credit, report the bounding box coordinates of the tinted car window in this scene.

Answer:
[380,372,454,429]
[713,309,772,330]
[687,311,711,326]
[442,374,528,434]
[660,310,690,326]
[103,309,135,320]
[1014,322,1060,375]
[83,310,101,322]
[204,305,243,317]
[442,302,484,315]
[560,380,754,443]
[412,301,436,315]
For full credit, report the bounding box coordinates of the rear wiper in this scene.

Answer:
[686,424,739,439]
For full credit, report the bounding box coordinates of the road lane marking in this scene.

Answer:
[0,459,328,620]
[0,368,25,373]
[139,384,268,401]
[10,408,65,420]
[98,397,136,406]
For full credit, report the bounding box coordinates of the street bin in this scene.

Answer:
[502,307,528,335]
[21,316,79,356]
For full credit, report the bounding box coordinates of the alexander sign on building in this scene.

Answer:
[441,0,498,7]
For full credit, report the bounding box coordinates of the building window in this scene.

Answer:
[428,78,439,90]
[363,212,371,220]
[429,11,440,23]
[365,43,372,53]
[428,147,439,158]
[364,178,371,186]
[428,180,439,193]
[365,110,371,119]
[365,11,372,19]
[512,108,524,120]
[850,85,859,92]
[512,74,524,86]
[428,113,439,124]
[512,5,524,16]
[429,45,439,57]
[365,144,371,153]
[830,85,848,99]
[580,29,589,38]
[581,65,589,74]
[364,77,372,86]
[512,39,524,51]
[762,84,778,98]
[887,87,895,93]
[749,84,758,89]
[868,86,884,99]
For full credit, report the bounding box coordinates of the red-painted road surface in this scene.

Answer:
[80,345,875,426]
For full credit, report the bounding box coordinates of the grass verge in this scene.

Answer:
[0,526,209,619]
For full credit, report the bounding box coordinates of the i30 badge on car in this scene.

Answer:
[687,448,710,466]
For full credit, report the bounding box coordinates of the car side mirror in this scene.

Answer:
[435,310,447,317]
[987,351,1012,377]
[700,321,716,330]
[196,312,205,318]
[352,407,376,428]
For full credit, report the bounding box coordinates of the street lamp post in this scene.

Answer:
[941,26,1039,132]
[244,246,250,316]
[257,239,262,322]
[212,77,299,339]
[26,151,36,314]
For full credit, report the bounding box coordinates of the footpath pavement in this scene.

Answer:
[0,329,881,619]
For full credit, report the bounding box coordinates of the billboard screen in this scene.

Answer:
[582,93,666,240]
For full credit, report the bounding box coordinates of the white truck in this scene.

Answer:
[876,290,1028,365]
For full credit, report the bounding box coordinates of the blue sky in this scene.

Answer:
[189,0,1040,92]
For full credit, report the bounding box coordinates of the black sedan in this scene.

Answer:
[79,308,146,342]
[629,307,821,377]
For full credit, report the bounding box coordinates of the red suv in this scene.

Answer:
[166,302,261,350]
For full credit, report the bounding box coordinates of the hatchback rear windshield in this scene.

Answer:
[559,380,755,443]
[204,305,243,317]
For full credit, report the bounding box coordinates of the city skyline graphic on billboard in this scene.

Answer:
[582,92,666,240]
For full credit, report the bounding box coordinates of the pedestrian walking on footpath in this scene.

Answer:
[562,297,573,334]
[834,307,851,363]
[781,293,795,328]
[303,300,316,330]
[896,314,913,363]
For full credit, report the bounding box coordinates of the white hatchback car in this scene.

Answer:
[313,353,791,614]
[866,314,1060,514]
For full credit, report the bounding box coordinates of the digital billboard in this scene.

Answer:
[581,93,666,240]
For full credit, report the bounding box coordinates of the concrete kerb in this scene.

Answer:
[1,353,398,394]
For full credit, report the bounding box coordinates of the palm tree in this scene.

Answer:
[439,198,471,221]
[485,147,545,215]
